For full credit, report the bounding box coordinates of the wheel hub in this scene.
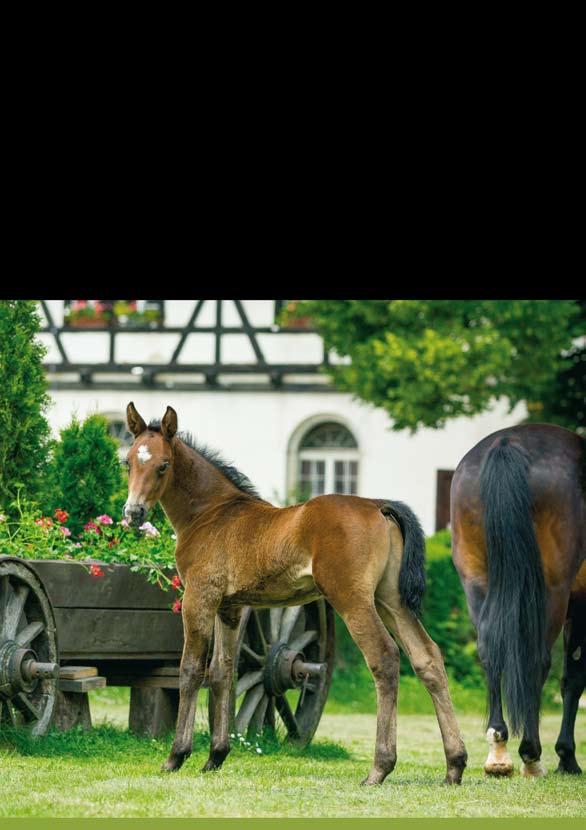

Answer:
[263,640,327,696]
[0,640,58,700]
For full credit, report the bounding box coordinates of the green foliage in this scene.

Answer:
[0,301,51,509]
[45,414,124,535]
[532,300,585,433]
[282,300,581,432]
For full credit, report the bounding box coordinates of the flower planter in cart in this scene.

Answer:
[0,556,335,746]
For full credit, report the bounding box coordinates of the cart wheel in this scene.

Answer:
[209,599,335,748]
[0,560,59,736]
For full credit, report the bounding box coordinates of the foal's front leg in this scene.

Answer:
[203,609,242,772]
[162,584,218,772]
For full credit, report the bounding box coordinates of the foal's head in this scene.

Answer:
[124,401,177,527]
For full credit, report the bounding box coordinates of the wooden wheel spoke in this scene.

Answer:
[235,684,265,734]
[289,629,318,654]
[240,642,265,666]
[251,610,269,654]
[2,700,18,727]
[5,584,30,639]
[275,694,300,739]
[13,692,40,722]
[269,608,283,643]
[236,670,264,698]
[0,575,10,626]
[16,620,45,647]
[249,691,269,735]
[279,605,303,644]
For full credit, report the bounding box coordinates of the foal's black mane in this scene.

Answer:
[147,420,261,500]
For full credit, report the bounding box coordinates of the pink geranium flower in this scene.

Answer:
[96,514,113,525]
[84,521,101,534]
[139,521,160,538]
[60,526,71,537]
[172,599,182,614]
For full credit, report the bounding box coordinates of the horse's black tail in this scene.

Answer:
[478,436,548,736]
[380,500,426,617]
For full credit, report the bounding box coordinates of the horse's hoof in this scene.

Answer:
[444,772,463,785]
[360,772,384,786]
[484,761,514,777]
[556,762,582,775]
[201,759,221,773]
[520,761,546,778]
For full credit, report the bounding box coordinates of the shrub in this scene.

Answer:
[45,414,124,536]
[0,301,51,510]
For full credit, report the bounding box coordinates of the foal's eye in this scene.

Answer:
[158,462,169,474]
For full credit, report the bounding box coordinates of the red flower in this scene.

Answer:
[54,508,69,524]
[171,575,182,590]
[89,564,105,578]
[172,599,182,614]
[84,522,101,534]
[35,517,53,530]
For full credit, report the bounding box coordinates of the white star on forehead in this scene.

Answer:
[137,444,152,464]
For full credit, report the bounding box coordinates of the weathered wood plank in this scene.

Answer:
[59,676,106,692]
[107,675,180,689]
[54,608,183,658]
[29,561,178,610]
[59,666,98,680]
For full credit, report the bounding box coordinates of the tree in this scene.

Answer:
[0,301,51,508]
[281,300,581,432]
[46,414,124,535]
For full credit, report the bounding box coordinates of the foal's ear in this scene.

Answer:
[127,401,147,438]
[161,406,178,441]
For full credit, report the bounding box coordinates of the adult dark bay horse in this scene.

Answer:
[124,403,467,785]
[451,423,585,777]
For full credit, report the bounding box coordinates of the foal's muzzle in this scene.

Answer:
[124,503,147,527]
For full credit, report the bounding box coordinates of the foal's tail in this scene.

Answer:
[379,500,426,617]
[478,435,548,735]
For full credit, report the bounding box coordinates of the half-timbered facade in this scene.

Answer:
[36,300,526,535]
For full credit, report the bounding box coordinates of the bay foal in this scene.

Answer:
[124,403,467,785]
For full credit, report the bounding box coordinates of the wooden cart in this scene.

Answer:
[0,556,335,746]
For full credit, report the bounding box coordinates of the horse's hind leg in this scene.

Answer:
[467,581,514,777]
[556,613,586,774]
[334,600,400,786]
[375,590,467,784]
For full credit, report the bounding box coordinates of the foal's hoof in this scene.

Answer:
[360,771,386,786]
[161,754,187,773]
[201,758,222,773]
[520,760,546,778]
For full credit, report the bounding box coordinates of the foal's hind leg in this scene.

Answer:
[556,613,586,774]
[335,601,400,786]
[375,595,467,784]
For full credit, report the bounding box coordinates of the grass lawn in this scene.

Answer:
[0,681,585,818]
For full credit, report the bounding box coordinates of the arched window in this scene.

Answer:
[298,421,359,499]
[106,416,133,458]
